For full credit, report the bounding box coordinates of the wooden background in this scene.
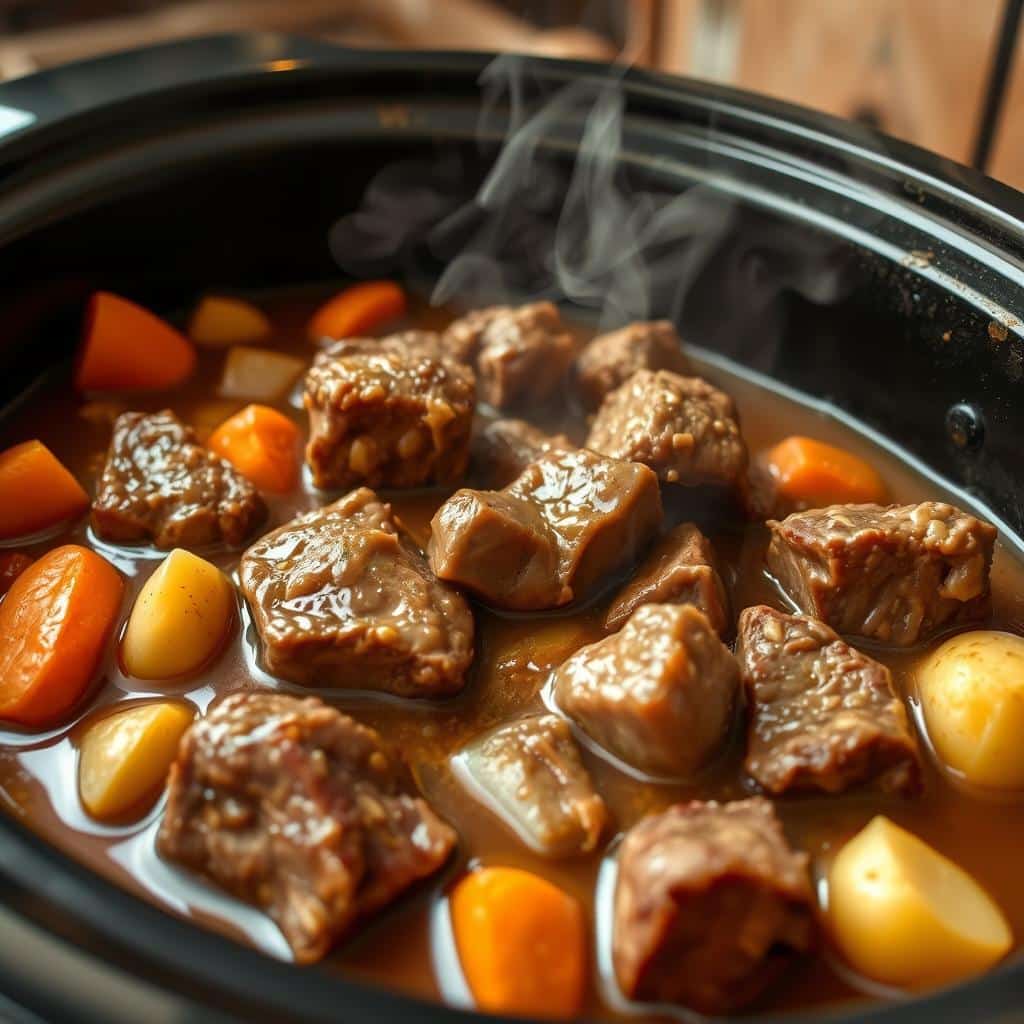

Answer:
[1,0,1021,190]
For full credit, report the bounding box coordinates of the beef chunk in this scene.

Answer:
[575,320,692,410]
[471,417,574,488]
[240,488,473,696]
[443,301,578,409]
[304,333,475,490]
[553,604,739,777]
[737,605,921,795]
[605,523,728,633]
[158,692,456,964]
[613,798,814,1014]
[454,714,607,858]
[92,410,265,548]
[586,370,747,488]
[429,448,662,610]
[766,502,996,645]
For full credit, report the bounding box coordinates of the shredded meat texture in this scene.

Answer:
[586,370,748,488]
[766,501,997,645]
[454,714,607,858]
[737,605,921,796]
[575,320,692,411]
[442,301,579,409]
[304,332,475,491]
[428,447,662,610]
[553,604,739,777]
[157,692,456,964]
[613,798,815,1014]
[470,417,574,488]
[92,410,265,548]
[605,522,728,634]
[240,488,473,696]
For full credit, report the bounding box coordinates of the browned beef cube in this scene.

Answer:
[471,417,574,488]
[304,333,475,490]
[605,522,728,633]
[428,490,565,610]
[429,448,662,610]
[240,488,473,696]
[158,692,456,964]
[586,370,748,488]
[613,798,814,1014]
[453,714,607,857]
[766,502,996,646]
[443,301,578,409]
[737,605,921,795]
[92,410,265,548]
[553,604,739,777]
[575,320,692,411]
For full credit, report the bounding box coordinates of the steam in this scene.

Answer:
[329,53,857,352]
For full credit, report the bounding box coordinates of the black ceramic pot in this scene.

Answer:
[0,33,1021,1024]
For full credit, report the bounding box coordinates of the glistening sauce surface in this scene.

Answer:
[1,287,1023,1018]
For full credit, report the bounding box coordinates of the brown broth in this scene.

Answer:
[1,285,1023,1019]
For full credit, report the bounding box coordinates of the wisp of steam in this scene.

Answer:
[329,53,857,364]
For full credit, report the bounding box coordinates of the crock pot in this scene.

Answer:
[0,32,1021,1024]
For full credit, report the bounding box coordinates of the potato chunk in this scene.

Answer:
[189,296,270,347]
[79,701,194,820]
[218,345,305,401]
[121,549,234,679]
[828,816,1011,988]
[918,630,1024,789]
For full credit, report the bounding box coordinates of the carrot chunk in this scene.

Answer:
[764,435,887,509]
[76,291,196,392]
[0,552,32,596]
[0,440,89,539]
[450,867,586,1019]
[307,281,406,341]
[208,404,301,494]
[0,545,123,727]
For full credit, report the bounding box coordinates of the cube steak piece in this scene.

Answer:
[575,320,692,411]
[737,605,921,796]
[586,369,748,488]
[92,409,266,548]
[428,447,662,611]
[553,604,739,777]
[304,332,475,491]
[605,522,728,633]
[766,501,996,646]
[240,487,473,696]
[471,417,574,488]
[158,692,456,964]
[454,713,607,858]
[442,301,579,409]
[613,798,815,1014]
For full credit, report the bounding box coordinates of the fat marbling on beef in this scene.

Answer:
[766,501,996,645]
[158,692,456,964]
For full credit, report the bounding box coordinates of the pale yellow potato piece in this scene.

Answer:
[79,701,194,820]
[829,816,1011,988]
[121,549,234,680]
[189,296,271,347]
[918,630,1024,789]
[218,346,305,401]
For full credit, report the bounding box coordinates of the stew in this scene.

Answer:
[0,284,1022,1020]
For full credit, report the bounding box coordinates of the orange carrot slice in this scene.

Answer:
[307,281,406,341]
[75,291,196,392]
[0,545,124,727]
[0,440,89,539]
[208,404,300,494]
[450,867,586,1019]
[765,435,887,509]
